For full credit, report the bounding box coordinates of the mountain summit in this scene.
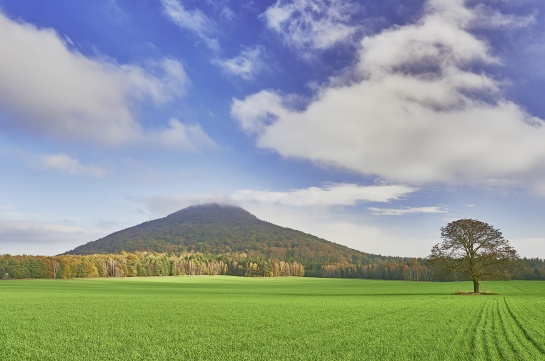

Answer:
[65,203,369,265]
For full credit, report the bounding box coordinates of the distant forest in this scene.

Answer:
[1,252,544,281]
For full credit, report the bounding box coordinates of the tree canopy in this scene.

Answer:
[428,218,519,293]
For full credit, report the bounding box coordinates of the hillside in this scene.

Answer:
[66,203,379,265]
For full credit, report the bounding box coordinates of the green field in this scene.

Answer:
[1,277,544,360]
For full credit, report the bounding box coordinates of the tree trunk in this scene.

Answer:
[473,279,480,294]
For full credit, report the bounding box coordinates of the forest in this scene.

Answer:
[1,251,544,281]
[0,252,304,279]
[64,204,374,267]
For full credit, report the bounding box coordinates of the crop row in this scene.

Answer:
[0,278,543,360]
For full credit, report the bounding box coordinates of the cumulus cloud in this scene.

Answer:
[0,12,216,151]
[263,0,360,50]
[213,47,265,80]
[233,0,545,187]
[160,0,219,51]
[369,206,448,216]
[36,153,107,177]
[232,183,416,206]
[231,90,287,133]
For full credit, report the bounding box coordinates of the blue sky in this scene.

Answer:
[1,0,544,258]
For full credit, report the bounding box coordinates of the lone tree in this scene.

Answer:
[428,219,518,293]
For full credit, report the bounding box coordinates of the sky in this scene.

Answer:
[1,0,545,258]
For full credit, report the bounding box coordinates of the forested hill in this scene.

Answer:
[65,203,382,265]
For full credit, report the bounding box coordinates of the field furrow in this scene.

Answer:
[1,278,544,360]
[497,297,533,360]
[471,297,492,359]
[504,297,545,356]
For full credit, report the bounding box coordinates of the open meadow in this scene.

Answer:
[1,277,544,360]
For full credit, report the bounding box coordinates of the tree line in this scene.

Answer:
[305,257,545,281]
[0,252,304,279]
[1,251,543,281]
[307,257,545,281]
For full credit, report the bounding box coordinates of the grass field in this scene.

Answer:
[1,277,544,360]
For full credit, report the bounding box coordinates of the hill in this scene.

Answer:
[65,203,379,265]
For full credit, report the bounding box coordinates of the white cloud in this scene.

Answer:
[232,183,416,206]
[160,0,219,51]
[369,206,448,216]
[0,12,215,151]
[0,219,100,256]
[0,220,85,243]
[233,0,545,187]
[213,47,265,80]
[137,194,233,217]
[472,4,536,29]
[263,0,360,50]
[0,12,132,145]
[231,90,288,133]
[37,153,106,177]
[123,58,188,105]
[219,5,235,21]
[147,118,217,151]
[8,148,108,177]
[136,183,415,218]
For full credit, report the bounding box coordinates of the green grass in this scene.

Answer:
[1,277,544,360]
